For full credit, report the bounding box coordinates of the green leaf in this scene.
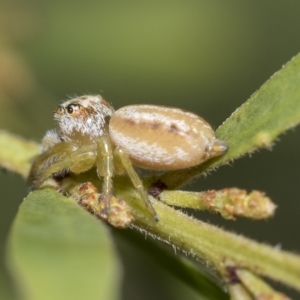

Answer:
[215,53,300,165]
[6,189,121,300]
[160,52,300,188]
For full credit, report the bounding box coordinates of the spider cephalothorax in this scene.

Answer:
[28,95,227,221]
[54,95,114,143]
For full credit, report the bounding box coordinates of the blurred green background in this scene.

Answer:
[1,1,300,299]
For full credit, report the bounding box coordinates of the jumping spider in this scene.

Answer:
[28,95,227,221]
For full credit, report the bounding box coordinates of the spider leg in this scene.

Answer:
[114,147,158,221]
[68,145,97,174]
[96,135,114,215]
[33,146,96,189]
[28,142,76,187]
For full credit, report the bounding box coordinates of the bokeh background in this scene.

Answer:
[1,1,300,299]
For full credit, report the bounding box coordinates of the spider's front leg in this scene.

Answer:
[29,144,97,190]
[28,142,76,189]
[96,135,114,215]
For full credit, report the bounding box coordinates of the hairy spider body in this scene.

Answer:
[28,95,227,221]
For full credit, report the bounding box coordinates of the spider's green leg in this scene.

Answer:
[96,135,114,215]
[68,145,97,174]
[32,146,96,189]
[114,147,158,221]
[28,142,76,188]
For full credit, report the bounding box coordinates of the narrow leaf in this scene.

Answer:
[215,53,300,165]
[159,53,300,188]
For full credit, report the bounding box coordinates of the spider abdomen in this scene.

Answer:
[109,104,227,170]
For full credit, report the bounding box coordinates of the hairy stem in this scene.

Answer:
[115,179,300,292]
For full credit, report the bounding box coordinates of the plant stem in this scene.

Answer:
[115,181,300,292]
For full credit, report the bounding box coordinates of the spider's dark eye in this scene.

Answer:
[67,104,80,114]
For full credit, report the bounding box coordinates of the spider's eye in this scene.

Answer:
[67,104,80,114]
[56,105,64,113]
